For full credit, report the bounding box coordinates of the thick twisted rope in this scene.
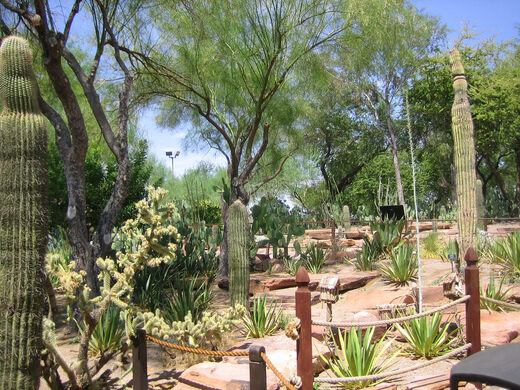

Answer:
[480,296,520,310]
[260,351,298,390]
[315,343,471,383]
[312,295,470,328]
[145,334,249,357]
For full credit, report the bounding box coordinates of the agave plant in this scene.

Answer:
[480,273,512,312]
[379,245,418,286]
[241,295,284,338]
[161,277,214,324]
[282,256,303,276]
[77,304,125,358]
[296,241,326,273]
[482,231,520,277]
[320,327,398,389]
[370,218,406,255]
[348,237,381,271]
[394,312,460,359]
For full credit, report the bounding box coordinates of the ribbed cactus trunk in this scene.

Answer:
[476,179,485,230]
[227,200,250,308]
[450,48,477,260]
[0,36,48,389]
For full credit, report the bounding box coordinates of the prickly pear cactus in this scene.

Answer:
[227,200,250,308]
[450,48,477,259]
[0,36,48,389]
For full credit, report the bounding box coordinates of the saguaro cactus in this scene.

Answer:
[0,36,48,389]
[342,205,351,232]
[450,48,477,260]
[227,200,250,308]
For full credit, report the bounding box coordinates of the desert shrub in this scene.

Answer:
[480,274,512,312]
[320,327,398,389]
[394,312,460,359]
[421,232,444,258]
[348,237,381,271]
[241,295,285,338]
[379,245,418,286]
[481,231,520,277]
[296,241,326,273]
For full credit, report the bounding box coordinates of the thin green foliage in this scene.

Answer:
[78,304,125,358]
[283,257,303,276]
[297,242,326,273]
[480,273,512,312]
[320,327,398,389]
[394,312,460,359]
[348,237,380,271]
[421,232,444,259]
[161,278,214,324]
[379,245,418,286]
[482,231,520,277]
[241,295,284,338]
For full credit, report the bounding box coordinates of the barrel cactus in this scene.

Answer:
[450,48,477,259]
[0,36,48,389]
[227,200,250,308]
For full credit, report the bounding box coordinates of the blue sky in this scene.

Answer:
[144,0,520,177]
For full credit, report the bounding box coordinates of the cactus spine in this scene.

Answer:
[227,200,250,308]
[450,48,477,259]
[0,36,48,389]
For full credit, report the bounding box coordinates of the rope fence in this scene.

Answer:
[315,343,472,384]
[136,332,298,390]
[311,295,470,328]
[479,296,520,311]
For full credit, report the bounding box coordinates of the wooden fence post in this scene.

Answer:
[465,248,481,356]
[132,328,148,390]
[249,345,267,390]
[295,266,313,390]
[331,220,336,242]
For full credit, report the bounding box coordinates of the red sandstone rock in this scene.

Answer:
[480,310,520,345]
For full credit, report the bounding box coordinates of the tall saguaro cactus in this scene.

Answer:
[450,48,477,260]
[0,36,48,389]
[227,200,250,308]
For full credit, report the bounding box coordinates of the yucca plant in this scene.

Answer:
[283,256,303,276]
[348,237,381,271]
[320,327,398,389]
[480,273,512,312]
[297,242,326,273]
[482,231,520,277]
[241,295,284,338]
[421,232,443,259]
[77,304,125,358]
[394,312,460,359]
[379,245,418,286]
[161,277,214,324]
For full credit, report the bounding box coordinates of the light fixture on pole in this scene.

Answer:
[165,150,180,176]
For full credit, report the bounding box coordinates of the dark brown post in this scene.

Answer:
[295,266,313,390]
[465,248,481,356]
[132,328,148,390]
[249,345,267,390]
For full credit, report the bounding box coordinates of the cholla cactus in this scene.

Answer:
[450,48,477,259]
[44,187,242,387]
[0,36,48,390]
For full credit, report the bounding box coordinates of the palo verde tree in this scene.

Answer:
[135,0,342,275]
[337,0,445,207]
[0,0,138,295]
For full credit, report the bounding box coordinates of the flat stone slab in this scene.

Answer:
[480,310,520,345]
[255,286,321,307]
[218,270,379,295]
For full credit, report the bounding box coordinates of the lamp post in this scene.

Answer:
[165,150,180,176]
